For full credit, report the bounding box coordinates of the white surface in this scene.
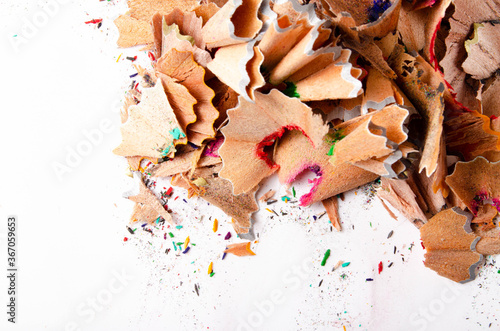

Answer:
[0,1,499,330]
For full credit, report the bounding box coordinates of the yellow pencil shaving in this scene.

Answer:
[208,262,213,275]
[213,218,218,232]
[116,53,122,63]
[184,236,190,250]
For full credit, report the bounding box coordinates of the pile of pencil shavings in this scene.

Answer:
[112,0,500,282]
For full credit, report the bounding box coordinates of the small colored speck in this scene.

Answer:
[169,232,174,238]
[176,225,183,230]
[327,144,335,156]
[85,18,103,24]
[265,208,278,216]
[282,196,291,202]
[342,262,351,268]
[169,127,185,140]
[321,249,331,266]
[148,51,156,62]
[283,81,300,98]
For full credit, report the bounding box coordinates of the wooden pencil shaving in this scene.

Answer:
[397,0,451,62]
[445,157,500,215]
[201,0,264,49]
[218,89,329,195]
[152,11,212,67]
[440,0,500,110]
[322,196,341,231]
[259,189,276,202]
[125,172,174,225]
[420,208,483,283]
[195,164,259,235]
[114,15,154,48]
[377,177,427,227]
[111,0,500,280]
[224,242,256,256]
[331,104,409,170]
[275,130,378,206]
[207,41,265,101]
[113,79,187,159]
[156,49,219,145]
[149,149,221,178]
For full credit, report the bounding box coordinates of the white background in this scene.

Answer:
[0,1,499,330]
